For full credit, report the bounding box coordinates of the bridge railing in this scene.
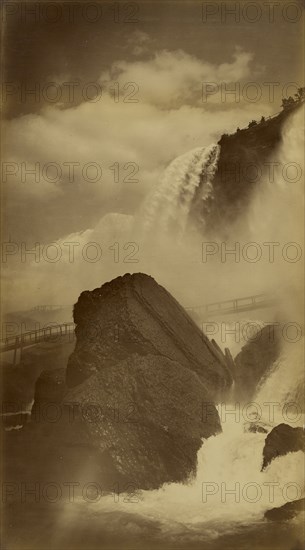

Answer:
[31,305,69,311]
[0,322,75,352]
[186,293,275,316]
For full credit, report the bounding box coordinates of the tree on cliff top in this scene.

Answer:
[281,88,305,110]
[295,87,305,101]
[281,96,295,110]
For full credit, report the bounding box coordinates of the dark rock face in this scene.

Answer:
[234,324,281,401]
[61,273,232,488]
[31,368,66,419]
[264,498,305,521]
[262,423,305,470]
[1,340,74,431]
[61,353,221,488]
[5,273,230,491]
[67,272,233,397]
[1,339,75,412]
[244,422,269,434]
[192,102,303,235]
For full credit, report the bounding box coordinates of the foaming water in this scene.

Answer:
[66,417,303,540]
[64,334,304,539]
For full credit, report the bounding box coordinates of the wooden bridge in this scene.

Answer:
[31,305,69,312]
[1,293,277,365]
[185,293,276,318]
[0,323,75,365]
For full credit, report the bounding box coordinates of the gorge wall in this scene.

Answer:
[191,101,304,235]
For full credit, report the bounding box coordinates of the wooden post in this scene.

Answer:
[13,336,19,366]
[19,335,24,364]
[224,347,236,380]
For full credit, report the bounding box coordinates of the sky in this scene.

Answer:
[1,0,304,309]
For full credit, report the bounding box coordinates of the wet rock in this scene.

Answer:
[61,353,222,489]
[244,421,270,434]
[264,498,305,521]
[262,423,305,470]
[234,324,281,401]
[61,273,230,488]
[6,273,230,491]
[31,368,66,420]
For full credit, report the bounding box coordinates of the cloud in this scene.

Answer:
[126,30,152,56]
[100,47,255,108]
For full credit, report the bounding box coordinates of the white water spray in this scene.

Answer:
[139,144,220,238]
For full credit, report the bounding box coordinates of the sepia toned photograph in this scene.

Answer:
[1,1,304,549]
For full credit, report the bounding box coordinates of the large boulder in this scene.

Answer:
[61,273,232,488]
[31,367,66,420]
[59,353,221,489]
[5,273,231,491]
[234,324,281,401]
[262,423,305,470]
[67,272,233,397]
[264,498,305,521]
[1,339,75,413]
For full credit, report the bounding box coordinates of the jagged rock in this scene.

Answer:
[262,423,305,470]
[31,368,66,420]
[67,272,233,398]
[234,324,281,401]
[1,339,75,413]
[60,353,221,488]
[264,498,305,521]
[244,421,270,434]
[5,273,230,491]
[61,273,230,488]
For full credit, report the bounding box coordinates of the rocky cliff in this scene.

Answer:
[192,101,304,235]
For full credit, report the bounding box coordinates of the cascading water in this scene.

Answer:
[63,349,304,544]
[254,341,304,425]
[138,144,220,238]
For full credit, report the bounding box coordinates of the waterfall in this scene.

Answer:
[138,144,220,238]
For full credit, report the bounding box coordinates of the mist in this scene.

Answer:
[3,107,304,322]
